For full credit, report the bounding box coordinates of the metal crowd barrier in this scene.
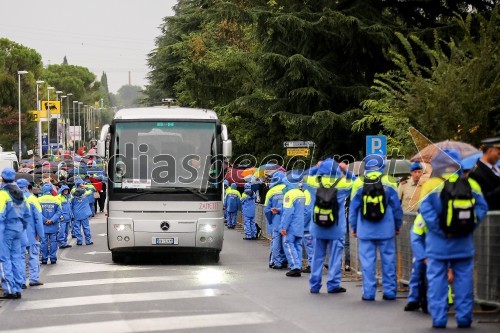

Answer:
[237,205,500,308]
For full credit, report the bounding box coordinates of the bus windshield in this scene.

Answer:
[111,121,220,193]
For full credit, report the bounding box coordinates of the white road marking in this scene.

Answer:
[38,275,193,289]
[16,289,222,311]
[0,312,273,333]
[45,260,151,276]
[84,251,111,255]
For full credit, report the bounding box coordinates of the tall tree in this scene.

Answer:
[63,56,68,65]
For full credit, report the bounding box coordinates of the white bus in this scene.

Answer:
[98,106,232,263]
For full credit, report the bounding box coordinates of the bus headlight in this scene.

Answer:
[198,224,217,232]
[114,224,132,231]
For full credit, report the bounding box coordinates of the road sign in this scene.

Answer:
[41,101,61,115]
[366,135,387,156]
[283,141,315,148]
[286,148,310,156]
[69,126,81,141]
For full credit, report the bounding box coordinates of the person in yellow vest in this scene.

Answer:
[224,183,241,229]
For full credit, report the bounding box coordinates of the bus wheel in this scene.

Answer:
[213,251,220,263]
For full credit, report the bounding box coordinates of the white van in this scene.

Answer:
[0,151,19,172]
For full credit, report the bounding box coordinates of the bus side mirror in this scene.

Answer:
[223,140,232,159]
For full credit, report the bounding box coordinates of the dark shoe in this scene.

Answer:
[71,235,76,239]
[362,296,375,301]
[432,324,446,329]
[324,264,329,269]
[383,295,396,301]
[86,242,94,245]
[251,237,259,240]
[29,282,44,287]
[328,287,346,293]
[77,243,82,246]
[41,261,47,265]
[60,244,72,249]
[404,302,420,311]
[51,261,57,264]
[301,266,311,273]
[242,237,253,240]
[310,289,320,294]
[0,293,16,299]
[457,324,471,329]
[15,292,21,299]
[22,284,27,290]
[272,265,285,270]
[286,269,302,277]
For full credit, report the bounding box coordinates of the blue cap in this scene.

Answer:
[1,167,16,182]
[230,183,237,189]
[364,155,386,171]
[244,183,251,190]
[269,171,285,188]
[223,180,229,187]
[16,179,30,188]
[431,149,461,176]
[42,183,53,194]
[317,158,343,178]
[409,162,423,172]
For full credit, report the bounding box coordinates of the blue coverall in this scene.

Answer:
[349,156,403,301]
[241,186,257,239]
[38,184,62,264]
[281,187,305,271]
[57,185,73,248]
[84,183,96,217]
[71,186,93,245]
[301,188,313,268]
[17,180,45,285]
[264,172,286,268]
[224,184,241,229]
[408,214,428,305]
[0,180,31,296]
[420,172,488,328]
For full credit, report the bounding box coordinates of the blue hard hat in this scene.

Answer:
[230,183,237,189]
[364,154,386,171]
[42,183,53,194]
[409,162,423,172]
[244,183,251,190]
[1,167,16,182]
[317,158,343,178]
[16,179,30,188]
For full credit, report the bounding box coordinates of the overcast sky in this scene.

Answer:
[0,0,177,93]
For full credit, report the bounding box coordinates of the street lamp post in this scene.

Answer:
[36,80,44,157]
[47,86,55,156]
[60,95,67,151]
[72,101,78,152]
[65,93,73,150]
[56,91,63,153]
[78,102,83,149]
[17,70,28,162]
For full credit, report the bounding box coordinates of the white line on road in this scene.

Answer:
[15,289,223,311]
[0,312,273,333]
[45,260,151,276]
[38,275,193,289]
[84,251,111,255]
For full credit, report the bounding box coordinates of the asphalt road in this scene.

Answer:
[0,213,497,332]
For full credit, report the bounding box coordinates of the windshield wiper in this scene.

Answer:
[121,187,209,201]
[180,187,209,201]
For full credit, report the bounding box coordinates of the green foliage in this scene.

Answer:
[116,85,144,108]
[354,8,500,156]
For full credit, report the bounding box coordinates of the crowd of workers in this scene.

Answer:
[0,169,105,300]
[224,137,499,329]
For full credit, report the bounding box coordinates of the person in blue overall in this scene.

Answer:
[224,183,241,229]
[420,149,488,328]
[349,154,403,301]
[281,178,306,277]
[16,179,45,287]
[300,181,313,273]
[38,183,62,264]
[0,167,31,299]
[57,185,73,249]
[241,183,257,240]
[264,171,287,269]
[71,179,93,246]
[223,180,229,224]
[304,159,354,293]
[84,179,96,218]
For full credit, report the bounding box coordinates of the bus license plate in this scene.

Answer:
[153,237,179,245]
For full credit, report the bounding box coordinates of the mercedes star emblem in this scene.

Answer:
[160,221,170,231]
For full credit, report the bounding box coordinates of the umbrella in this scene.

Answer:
[411,140,480,163]
[15,173,35,182]
[225,167,247,188]
[253,164,285,178]
[241,167,257,178]
[347,159,412,176]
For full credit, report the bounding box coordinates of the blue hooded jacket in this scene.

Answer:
[349,155,403,240]
[17,180,44,246]
[58,185,73,223]
[419,149,488,259]
[303,159,354,240]
[280,180,305,237]
[264,171,286,232]
[0,182,31,234]
[71,186,93,220]
[241,184,256,218]
[38,183,62,234]
[224,183,241,213]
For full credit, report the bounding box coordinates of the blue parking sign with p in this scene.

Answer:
[366,135,387,156]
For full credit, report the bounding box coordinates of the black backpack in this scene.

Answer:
[361,176,386,221]
[439,177,476,236]
[313,178,340,228]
